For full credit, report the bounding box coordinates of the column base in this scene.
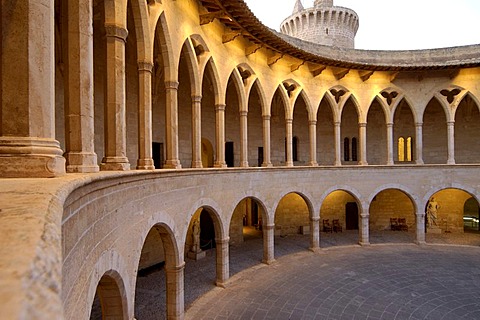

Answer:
[285,161,294,167]
[240,161,249,167]
[261,162,273,167]
[191,160,203,168]
[214,162,227,168]
[66,152,99,173]
[187,250,206,260]
[309,161,318,166]
[415,240,427,246]
[163,160,182,169]
[0,137,66,178]
[416,159,424,165]
[447,159,455,165]
[136,158,155,170]
[359,241,370,246]
[215,279,229,288]
[100,157,130,171]
[262,258,275,265]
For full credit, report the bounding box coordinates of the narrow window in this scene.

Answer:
[344,138,350,162]
[398,137,405,162]
[352,137,358,162]
[406,137,412,161]
[293,136,298,162]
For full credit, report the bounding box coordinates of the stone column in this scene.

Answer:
[359,211,370,245]
[415,122,424,164]
[262,115,273,167]
[64,0,99,173]
[415,211,426,245]
[262,224,275,264]
[100,24,130,171]
[358,122,368,165]
[310,217,320,251]
[191,96,203,168]
[285,118,293,166]
[164,81,181,169]
[309,120,318,166]
[386,122,394,165]
[214,104,227,168]
[334,121,342,166]
[165,262,185,320]
[239,111,249,167]
[136,61,154,170]
[447,121,455,165]
[215,237,230,288]
[0,0,66,178]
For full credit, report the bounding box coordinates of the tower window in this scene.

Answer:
[325,28,329,35]
[344,138,350,161]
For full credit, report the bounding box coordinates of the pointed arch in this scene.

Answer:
[128,0,152,63]
[228,67,247,112]
[202,58,223,105]
[151,12,175,81]
[179,37,201,95]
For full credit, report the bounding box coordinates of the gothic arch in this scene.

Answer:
[202,58,223,105]
[151,12,176,81]
[179,38,201,95]
[228,67,248,112]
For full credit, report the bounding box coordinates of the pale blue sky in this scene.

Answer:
[243,0,480,50]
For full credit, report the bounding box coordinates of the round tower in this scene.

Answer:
[280,0,359,48]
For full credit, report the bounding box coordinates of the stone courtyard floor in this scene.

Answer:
[133,231,480,320]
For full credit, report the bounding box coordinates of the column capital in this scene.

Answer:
[192,95,202,103]
[215,237,230,245]
[215,104,226,112]
[264,224,275,230]
[286,118,293,124]
[447,120,455,126]
[239,110,248,117]
[415,122,423,127]
[358,122,367,128]
[137,61,154,72]
[262,115,271,121]
[309,120,317,126]
[165,81,179,90]
[334,121,341,127]
[310,217,320,222]
[165,262,186,273]
[387,122,394,128]
[104,24,128,41]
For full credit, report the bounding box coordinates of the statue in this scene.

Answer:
[426,197,439,227]
[192,219,201,253]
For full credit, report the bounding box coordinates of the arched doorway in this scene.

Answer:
[229,197,266,276]
[320,190,359,247]
[274,192,311,257]
[369,189,415,244]
[90,273,126,320]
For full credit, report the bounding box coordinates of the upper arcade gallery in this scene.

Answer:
[2,0,480,177]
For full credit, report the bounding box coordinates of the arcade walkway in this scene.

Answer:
[135,232,480,319]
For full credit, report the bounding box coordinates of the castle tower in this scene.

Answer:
[280,0,359,48]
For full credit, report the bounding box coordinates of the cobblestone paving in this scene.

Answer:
[133,231,480,320]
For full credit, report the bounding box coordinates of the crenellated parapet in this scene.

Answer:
[280,0,359,48]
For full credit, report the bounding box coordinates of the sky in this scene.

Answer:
[243,0,480,50]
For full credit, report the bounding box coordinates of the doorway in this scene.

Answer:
[346,202,359,230]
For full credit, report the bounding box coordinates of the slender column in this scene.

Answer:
[100,24,130,171]
[262,115,273,167]
[0,0,66,178]
[214,104,227,168]
[164,81,181,169]
[415,122,424,164]
[136,61,154,170]
[359,211,370,245]
[215,237,230,288]
[309,120,318,166]
[262,224,275,264]
[165,262,185,320]
[64,0,99,173]
[191,96,203,168]
[239,111,249,167]
[415,211,426,245]
[334,121,342,166]
[285,118,293,166]
[447,121,455,165]
[358,122,368,165]
[310,217,320,251]
[386,122,394,165]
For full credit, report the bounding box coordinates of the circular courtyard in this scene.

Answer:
[186,244,480,320]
